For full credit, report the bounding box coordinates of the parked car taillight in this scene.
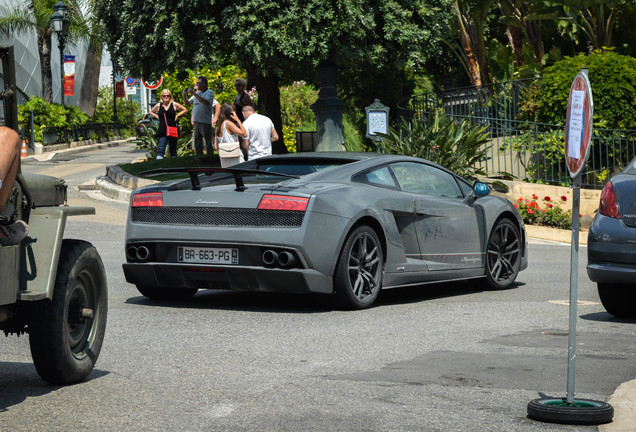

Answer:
[258,194,309,211]
[598,181,621,219]
[132,192,164,207]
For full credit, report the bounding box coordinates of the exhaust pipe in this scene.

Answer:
[262,250,278,266]
[126,246,138,261]
[136,246,150,261]
[277,251,297,267]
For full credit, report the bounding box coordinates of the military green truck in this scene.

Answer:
[0,46,107,384]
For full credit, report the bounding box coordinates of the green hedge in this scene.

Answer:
[537,51,636,130]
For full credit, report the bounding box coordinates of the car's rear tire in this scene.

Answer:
[136,285,198,301]
[333,225,383,310]
[28,240,108,385]
[597,283,636,318]
[481,218,522,290]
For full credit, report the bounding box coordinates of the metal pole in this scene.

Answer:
[566,173,582,404]
[58,32,65,107]
[29,110,35,150]
[112,63,118,122]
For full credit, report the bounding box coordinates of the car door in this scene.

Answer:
[352,165,428,274]
[390,162,484,271]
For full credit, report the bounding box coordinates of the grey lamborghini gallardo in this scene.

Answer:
[123,152,527,309]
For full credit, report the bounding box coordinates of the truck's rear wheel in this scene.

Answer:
[29,240,107,385]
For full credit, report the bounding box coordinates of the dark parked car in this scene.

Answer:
[123,152,528,309]
[135,113,158,137]
[587,156,636,317]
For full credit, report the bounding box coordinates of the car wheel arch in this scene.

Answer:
[337,215,387,269]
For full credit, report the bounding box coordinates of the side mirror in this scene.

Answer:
[463,181,490,205]
[474,181,490,197]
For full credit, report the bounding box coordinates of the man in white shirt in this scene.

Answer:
[241,106,279,160]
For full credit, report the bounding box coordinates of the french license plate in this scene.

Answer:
[177,246,239,264]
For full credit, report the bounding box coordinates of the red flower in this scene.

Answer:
[561,195,567,202]
[542,209,546,212]
[547,203,553,208]
[544,196,551,201]
[530,202,539,208]
[528,209,535,214]
[532,194,539,199]
[517,198,523,203]
[514,204,519,208]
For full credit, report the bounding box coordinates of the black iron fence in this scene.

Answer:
[398,79,636,189]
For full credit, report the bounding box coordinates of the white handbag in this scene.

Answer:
[218,141,241,158]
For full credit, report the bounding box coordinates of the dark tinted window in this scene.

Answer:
[391,162,462,198]
[353,166,398,189]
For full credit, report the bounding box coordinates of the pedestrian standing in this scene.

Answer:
[215,103,247,168]
[183,76,215,156]
[150,89,187,159]
[242,105,279,160]
[233,78,254,123]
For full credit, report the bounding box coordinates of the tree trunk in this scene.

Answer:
[245,61,287,154]
[79,40,103,116]
[37,29,53,103]
[505,25,524,67]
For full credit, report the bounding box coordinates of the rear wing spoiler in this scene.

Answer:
[140,167,298,191]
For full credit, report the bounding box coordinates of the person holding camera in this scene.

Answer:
[183,76,215,156]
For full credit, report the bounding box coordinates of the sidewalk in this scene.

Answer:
[24,139,636,429]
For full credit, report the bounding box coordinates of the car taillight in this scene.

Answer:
[598,181,621,219]
[258,194,309,211]
[132,192,164,207]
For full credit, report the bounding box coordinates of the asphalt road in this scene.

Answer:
[2,144,634,432]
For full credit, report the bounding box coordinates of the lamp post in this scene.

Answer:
[51,1,68,107]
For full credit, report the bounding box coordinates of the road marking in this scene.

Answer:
[547,300,601,306]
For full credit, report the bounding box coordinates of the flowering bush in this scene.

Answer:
[515,194,572,230]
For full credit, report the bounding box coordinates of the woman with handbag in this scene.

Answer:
[214,103,247,168]
[150,90,187,159]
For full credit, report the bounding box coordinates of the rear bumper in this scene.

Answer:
[586,262,636,285]
[122,263,333,294]
[587,214,636,285]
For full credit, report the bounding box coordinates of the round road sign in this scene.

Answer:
[142,76,163,90]
[125,76,135,86]
[564,69,593,179]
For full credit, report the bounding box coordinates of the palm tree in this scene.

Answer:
[0,0,88,103]
[452,0,493,87]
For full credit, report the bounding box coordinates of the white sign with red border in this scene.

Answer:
[564,69,593,179]
[142,76,163,90]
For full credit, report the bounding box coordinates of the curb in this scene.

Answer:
[21,139,128,163]
[95,175,133,202]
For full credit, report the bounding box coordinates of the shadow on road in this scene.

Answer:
[0,362,109,412]
[580,311,636,324]
[124,280,526,313]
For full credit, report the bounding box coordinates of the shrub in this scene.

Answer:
[93,86,140,135]
[537,51,636,130]
[515,194,572,230]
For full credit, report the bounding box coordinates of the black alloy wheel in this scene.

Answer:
[483,218,521,289]
[333,225,383,310]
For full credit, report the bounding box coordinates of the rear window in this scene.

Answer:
[623,157,636,175]
[256,160,351,176]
